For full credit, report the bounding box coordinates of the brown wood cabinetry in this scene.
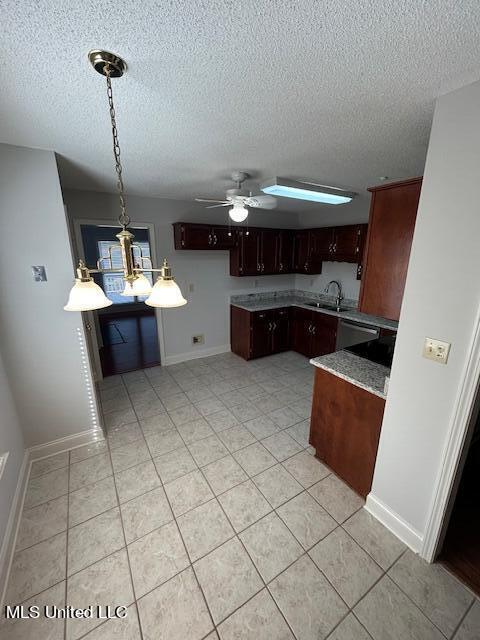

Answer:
[310,367,386,497]
[230,306,291,360]
[231,305,337,361]
[359,177,422,321]
[289,307,338,359]
[174,222,367,277]
[173,222,235,250]
[293,231,323,274]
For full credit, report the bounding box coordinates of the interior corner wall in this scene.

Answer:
[370,80,480,545]
[63,190,300,363]
[0,144,96,448]
[0,347,25,556]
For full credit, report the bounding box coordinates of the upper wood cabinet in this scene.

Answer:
[292,231,323,274]
[359,177,422,321]
[173,223,236,250]
[174,222,367,278]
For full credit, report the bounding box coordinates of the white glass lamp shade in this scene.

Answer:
[121,274,152,296]
[229,203,249,222]
[145,278,187,308]
[64,280,113,311]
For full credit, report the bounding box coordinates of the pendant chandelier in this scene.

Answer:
[64,50,187,312]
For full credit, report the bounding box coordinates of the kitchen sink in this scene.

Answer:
[305,301,342,312]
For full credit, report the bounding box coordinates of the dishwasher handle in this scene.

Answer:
[339,321,379,336]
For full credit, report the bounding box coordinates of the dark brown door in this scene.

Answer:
[173,223,212,249]
[251,311,273,358]
[211,226,236,249]
[272,308,290,353]
[293,232,310,272]
[332,225,363,262]
[276,230,294,273]
[260,230,279,274]
[312,228,334,261]
[310,313,338,357]
[290,307,313,356]
[239,229,261,276]
[359,178,421,321]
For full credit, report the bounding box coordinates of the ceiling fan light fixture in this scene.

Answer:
[261,177,355,205]
[229,203,249,222]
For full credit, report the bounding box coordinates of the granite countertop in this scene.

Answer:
[230,295,398,331]
[310,350,390,399]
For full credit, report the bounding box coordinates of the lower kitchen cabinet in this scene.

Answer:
[290,307,338,359]
[231,305,337,361]
[230,306,291,360]
[309,367,385,497]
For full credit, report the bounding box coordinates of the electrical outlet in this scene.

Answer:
[192,334,204,345]
[423,337,451,364]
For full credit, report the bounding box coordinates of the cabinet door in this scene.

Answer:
[332,225,363,262]
[271,308,290,353]
[211,226,236,249]
[312,228,334,261]
[310,313,338,357]
[239,230,261,276]
[251,311,273,358]
[290,307,313,356]
[173,223,213,249]
[293,232,310,272]
[259,230,279,274]
[276,230,294,273]
[359,178,421,321]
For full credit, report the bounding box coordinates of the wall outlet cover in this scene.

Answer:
[423,337,451,364]
[192,334,205,345]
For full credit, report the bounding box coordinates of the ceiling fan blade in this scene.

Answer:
[195,198,229,204]
[206,203,231,209]
[245,195,277,209]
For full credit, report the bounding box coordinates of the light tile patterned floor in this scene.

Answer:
[2,351,479,639]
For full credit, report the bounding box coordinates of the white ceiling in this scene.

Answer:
[1,1,480,218]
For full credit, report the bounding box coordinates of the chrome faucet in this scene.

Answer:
[324,280,344,311]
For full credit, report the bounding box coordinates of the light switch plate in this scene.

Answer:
[423,337,451,364]
[32,265,47,282]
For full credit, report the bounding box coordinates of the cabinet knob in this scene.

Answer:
[208,234,212,245]
[279,262,283,271]
[213,235,218,245]
[262,263,265,272]
[304,262,308,271]
[257,263,261,272]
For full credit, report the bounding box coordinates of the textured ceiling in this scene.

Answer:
[1,1,480,219]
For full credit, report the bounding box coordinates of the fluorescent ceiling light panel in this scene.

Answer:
[261,177,355,205]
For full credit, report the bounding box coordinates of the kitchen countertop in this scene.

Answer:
[310,350,390,399]
[230,296,398,331]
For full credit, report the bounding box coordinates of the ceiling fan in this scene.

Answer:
[195,171,277,222]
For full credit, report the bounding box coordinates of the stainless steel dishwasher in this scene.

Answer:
[336,319,380,350]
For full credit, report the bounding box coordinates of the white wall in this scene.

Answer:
[369,81,480,546]
[0,347,25,558]
[295,262,361,302]
[0,144,96,447]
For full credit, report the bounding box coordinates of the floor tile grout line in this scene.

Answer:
[194,460,299,637]
[146,454,218,637]
[448,597,476,639]
[105,435,146,640]
[63,450,70,640]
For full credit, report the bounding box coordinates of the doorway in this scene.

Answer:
[439,392,480,595]
[78,223,161,377]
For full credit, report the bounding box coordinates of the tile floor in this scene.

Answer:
[2,351,479,640]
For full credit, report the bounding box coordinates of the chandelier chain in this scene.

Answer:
[105,66,130,228]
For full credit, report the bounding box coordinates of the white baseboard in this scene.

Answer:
[0,428,104,608]
[163,344,231,366]
[365,493,424,553]
[28,428,104,461]
[0,450,30,608]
